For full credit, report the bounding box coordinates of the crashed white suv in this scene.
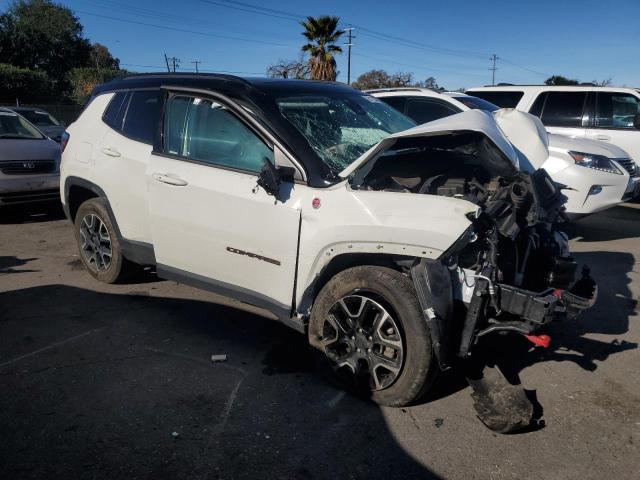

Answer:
[61,74,596,432]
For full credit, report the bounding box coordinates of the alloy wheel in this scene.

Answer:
[318,294,404,390]
[79,213,112,272]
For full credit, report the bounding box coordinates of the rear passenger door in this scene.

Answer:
[527,91,588,138]
[97,89,164,244]
[586,91,640,163]
[146,92,302,314]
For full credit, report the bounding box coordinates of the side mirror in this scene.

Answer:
[634,114,640,130]
[257,158,295,200]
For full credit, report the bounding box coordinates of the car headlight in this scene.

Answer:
[568,151,623,175]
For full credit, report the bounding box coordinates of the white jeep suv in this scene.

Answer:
[61,74,596,432]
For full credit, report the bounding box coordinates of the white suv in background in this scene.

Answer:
[466,85,640,172]
[369,88,638,216]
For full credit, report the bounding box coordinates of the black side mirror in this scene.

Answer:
[257,158,295,200]
[633,114,640,130]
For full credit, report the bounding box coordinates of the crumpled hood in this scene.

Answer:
[491,109,549,170]
[339,109,548,178]
[0,138,60,161]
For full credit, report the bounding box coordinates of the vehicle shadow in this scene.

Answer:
[565,203,640,242]
[0,284,442,479]
[0,201,65,225]
[0,256,39,274]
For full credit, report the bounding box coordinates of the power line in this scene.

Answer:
[74,10,296,48]
[498,58,551,78]
[191,60,202,73]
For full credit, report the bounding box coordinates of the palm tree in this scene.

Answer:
[301,16,343,81]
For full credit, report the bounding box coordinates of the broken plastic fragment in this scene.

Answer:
[210,354,227,363]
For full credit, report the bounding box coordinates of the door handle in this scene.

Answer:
[152,173,189,186]
[101,146,121,157]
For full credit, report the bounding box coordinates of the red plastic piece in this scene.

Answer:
[524,334,551,348]
[553,289,563,298]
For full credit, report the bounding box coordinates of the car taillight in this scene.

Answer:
[60,131,70,153]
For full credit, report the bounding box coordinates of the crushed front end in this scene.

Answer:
[413,168,597,432]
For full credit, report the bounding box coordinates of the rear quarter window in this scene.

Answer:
[122,90,164,144]
[466,90,524,108]
[102,92,128,131]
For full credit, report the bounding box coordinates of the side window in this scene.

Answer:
[102,91,128,131]
[122,90,164,144]
[380,96,407,114]
[539,92,587,127]
[467,91,524,108]
[163,95,274,173]
[595,92,640,129]
[528,92,547,118]
[405,98,460,124]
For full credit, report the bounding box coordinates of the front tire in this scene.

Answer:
[73,198,135,284]
[308,266,436,407]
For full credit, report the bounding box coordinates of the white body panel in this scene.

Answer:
[146,153,301,309]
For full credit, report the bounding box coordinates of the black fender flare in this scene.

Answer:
[410,258,454,370]
[64,176,155,265]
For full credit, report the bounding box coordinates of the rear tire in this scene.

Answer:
[73,198,137,284]
[308,266,436,407]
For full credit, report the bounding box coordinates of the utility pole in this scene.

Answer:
[164,53,171,73]
[169,57,180,73]
[490,54,498,85]
[191,60,201,73]
[344,26,355,85]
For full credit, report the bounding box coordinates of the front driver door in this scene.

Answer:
[147,93,301,315]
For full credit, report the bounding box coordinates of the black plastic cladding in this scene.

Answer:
[91,73,363,188]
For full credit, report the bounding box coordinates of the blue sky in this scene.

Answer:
[2,0,639,89]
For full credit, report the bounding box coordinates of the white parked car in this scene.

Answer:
[369,88,638,216]
[466,85,640,173]
[61,74,597,432]
[0,107,61,207]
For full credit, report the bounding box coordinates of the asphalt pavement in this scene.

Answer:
[1,202,638,479]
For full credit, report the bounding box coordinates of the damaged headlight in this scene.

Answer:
[569,151,623,175]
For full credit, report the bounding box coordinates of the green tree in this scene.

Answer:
[301,16,343,81]
[89,43,119,70]
[67,67,123,104]
[0,0,91,94]
[351,69,421,90]
[544,75,579,86]
[0,63,52,103]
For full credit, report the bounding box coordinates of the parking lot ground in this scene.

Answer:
[1,202,639,480]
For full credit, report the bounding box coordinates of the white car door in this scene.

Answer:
[146,93,301,314]
[586,91,640,164]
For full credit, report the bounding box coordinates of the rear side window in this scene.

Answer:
[595,92,640,129]
[405,98,460,124]
[102,92,128,131]
[163,95,273,173]
[380,96,407,114]
[537,92,587,127]
[467,91,523,108]
[122,90,164,144]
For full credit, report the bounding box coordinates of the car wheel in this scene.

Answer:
[73,198,135,284]
[308,265,436,407]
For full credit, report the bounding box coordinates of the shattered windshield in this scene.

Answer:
[276,93,415,173]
